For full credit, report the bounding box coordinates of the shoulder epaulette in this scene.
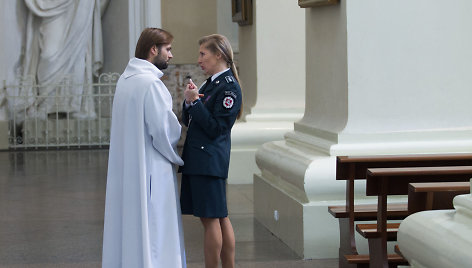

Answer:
[225,76,235,83]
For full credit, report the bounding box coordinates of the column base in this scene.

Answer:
[254,172,343,258]
[254,172,403,259]
[228,112,302,184]
[254,128,467,258]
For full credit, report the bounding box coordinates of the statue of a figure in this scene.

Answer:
[17,0,110,120]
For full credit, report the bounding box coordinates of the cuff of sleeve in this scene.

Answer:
[184,101,191,109]
[190,98,201,107]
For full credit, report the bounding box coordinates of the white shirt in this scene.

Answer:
[210,68,230,82]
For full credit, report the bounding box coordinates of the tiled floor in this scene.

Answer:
[0,150,337,268]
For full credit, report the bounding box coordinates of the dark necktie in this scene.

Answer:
[200,77,212,93]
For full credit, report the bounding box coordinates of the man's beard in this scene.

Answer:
[153,55,168,70]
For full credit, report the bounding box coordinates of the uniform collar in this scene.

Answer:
[210,68,230,82]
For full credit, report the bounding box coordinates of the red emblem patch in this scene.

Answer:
[223,96,234,109]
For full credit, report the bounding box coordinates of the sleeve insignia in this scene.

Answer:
[223,96,234,109]
[225,76,235,83]
[224,91,237,98]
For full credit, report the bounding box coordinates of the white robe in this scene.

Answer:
[102,58,186,268]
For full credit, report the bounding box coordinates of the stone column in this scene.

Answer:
[0,1,26,149]
[0,121,7,150]
[102,0,163,73]
[229,0,305,184]
[254,0,472,258]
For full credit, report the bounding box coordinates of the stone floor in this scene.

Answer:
[0,149,337,268]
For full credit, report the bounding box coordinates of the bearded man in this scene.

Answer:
[102,28,186,268]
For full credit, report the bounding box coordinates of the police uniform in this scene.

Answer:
[180,69,242,218]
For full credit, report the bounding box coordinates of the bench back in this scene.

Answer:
[366,166,472,196]
[336,154,472,180]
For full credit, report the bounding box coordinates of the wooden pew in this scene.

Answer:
[351,181,470,267]
[408,181,470,214]
[390,181,471,261]
[363,166,472,268]
[332,153,472,268]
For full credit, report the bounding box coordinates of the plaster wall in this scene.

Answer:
[344,0,472,134]
[217,0,239,53]
[230,0,305,183]
[252,0,305,114]
[102,0,130,74]
[238,14,258,117]
[162,0,217,64]
[297,3,348,135]
[299,0,472,140]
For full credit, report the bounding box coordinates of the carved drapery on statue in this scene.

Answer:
[12,0,109,122]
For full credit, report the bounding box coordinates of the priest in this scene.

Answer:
[102,28,186,268]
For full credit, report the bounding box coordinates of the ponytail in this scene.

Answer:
[199,34,243,119]
[229,62,243,119]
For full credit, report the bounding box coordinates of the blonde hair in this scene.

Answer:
[199,34,243,119]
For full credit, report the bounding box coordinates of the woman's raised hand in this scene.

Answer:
[184,79,204,104]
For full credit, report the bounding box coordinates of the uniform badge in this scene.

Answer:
[223,96,234,109]
[225,76,235,83]
[225,91,237,98]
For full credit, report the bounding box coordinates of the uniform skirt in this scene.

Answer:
[180,174,228,218]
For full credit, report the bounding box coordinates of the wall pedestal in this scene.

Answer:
[255,129,472,258]
[229,113,302,184]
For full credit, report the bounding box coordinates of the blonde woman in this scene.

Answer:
[180,34,242,268]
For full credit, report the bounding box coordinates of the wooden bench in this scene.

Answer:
[350,181,470,267]
[343,253,407,268]
[408,181,470,214]
[363,166,472,268]
[344,244,413,268]
[332,153,472,268]
[390,182,470,261]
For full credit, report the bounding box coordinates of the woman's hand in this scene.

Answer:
[184,79,204,104]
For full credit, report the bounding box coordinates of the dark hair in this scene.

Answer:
[199,34,243,119]
[135,28,173,60]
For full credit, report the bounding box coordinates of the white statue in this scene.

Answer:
[16,0,110,120]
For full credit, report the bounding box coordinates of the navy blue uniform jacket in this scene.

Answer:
[179,69,242,178]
